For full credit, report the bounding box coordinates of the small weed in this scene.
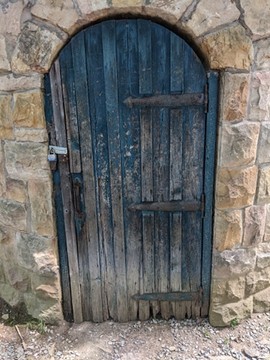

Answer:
[26,319,47,334]
[230,318,239,328]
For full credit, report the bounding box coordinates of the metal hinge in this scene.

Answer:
[204,83,208,113]
[48,145,67,162]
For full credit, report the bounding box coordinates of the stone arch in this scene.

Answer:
[1,0,270,326]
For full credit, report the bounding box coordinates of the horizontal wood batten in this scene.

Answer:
[132,291,200,302]
[128,200,202,212]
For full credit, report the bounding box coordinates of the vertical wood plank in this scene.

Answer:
[50,60,83,323]
[102,20,128,322]
[85,24,117,321]
[71,32,103,322]
[152,23,171,320]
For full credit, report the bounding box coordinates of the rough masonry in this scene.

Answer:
[0,0,270,326]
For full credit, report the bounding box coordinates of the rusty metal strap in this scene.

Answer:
[128,200,202,212]
[124,93,204,108]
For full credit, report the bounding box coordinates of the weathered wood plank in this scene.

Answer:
[132,291,200,302]
[85,24,116,321]
[50,60,83,323]
[117,20,142,321]
[71,32,103,322]
[102,20,128,322]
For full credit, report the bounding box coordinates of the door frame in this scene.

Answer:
[44,19,219,323]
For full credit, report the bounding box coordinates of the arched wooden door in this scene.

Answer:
[45,19,218,323]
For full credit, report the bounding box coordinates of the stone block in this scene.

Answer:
[256,252,270,269]
[112,0,142,6]
[219,123,259,167]
[257,123,270,164]
[211,277,245,305]
[15,128,48,143]
[212,248,256,279]
[253,287,270,312]
[0,95,13,140]
[31,0,79,34]
[220,73,250,122]
[13,91,45,128]
[264,205,270,242]
[209,297,253,327]
[246,271,270,296]
[183,0,240,37]
[200,24,253,70]
[0,142,6,197]
[240,0,270,38]
[6,178,26,203]
[75,0,108,15]
[145,0,193,22]
[214,210,242,252]
[254,38,270,70]
[243,206,266,247]
[216,166,257,209]
[0,263,5,282]
[11,22,67,74]
[0,283,22,307]
[0,199,26,231]
[28,179,55,237]
[0,74,42,92]
[256,166,270,205]
[16,232,55,273]
[4,141,50,180]
[249,72,270,121]
[0,1,23,38]
[3,262,29,292]
[23,292,62,324]
[0,35,10,72]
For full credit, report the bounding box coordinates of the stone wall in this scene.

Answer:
[0,0,270,326]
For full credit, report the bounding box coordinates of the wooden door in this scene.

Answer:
[45,19,218,323]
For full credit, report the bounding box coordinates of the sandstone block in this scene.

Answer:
[253,287,270,312]
[3,262,29,292]
[145,0,193,22]
[13,91,45,128]
[212,248,256,279]
[216,166,257,209]
[15,128,48,143]
[240,0,270,38]
[0,143,6,196]
[256,166,270,205]
[23,292,62,324]
[200,24,253,70]
[0,95,13,140]
[0,199,26,231]
[31,0,79,34]
[0,35,10,72]
[243,206,266,247]
[249,72,270,121]
[246,271,270,296]
[4,141,50,180]
[219,123,259,167]
[214,210,242,251]
[209,297,253,327]
[75,0,108,15]
[0,1,23,37]
[0,74,42,92]
[254,38,270,70]
[0,283,22,307]
[220,73,249,122]
[264,205,270,242]
[183,0,240,37]
[112,0,142,6]
[256,252,270,269]
[257,123,270,164]
[16,233,55,273]
[28,179,55,237]
[6,178,26,203]
[0,263,5,282]
[211,277,245,304]
[11,22,67,74]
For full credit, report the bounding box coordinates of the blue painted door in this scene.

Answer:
[45,19,218,322]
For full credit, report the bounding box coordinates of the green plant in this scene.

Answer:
[230,318,239,328]
[26,318,47,334]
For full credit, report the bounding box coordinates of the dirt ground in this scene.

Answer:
[0,312,270,360]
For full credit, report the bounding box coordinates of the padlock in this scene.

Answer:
[48,148,57,162]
